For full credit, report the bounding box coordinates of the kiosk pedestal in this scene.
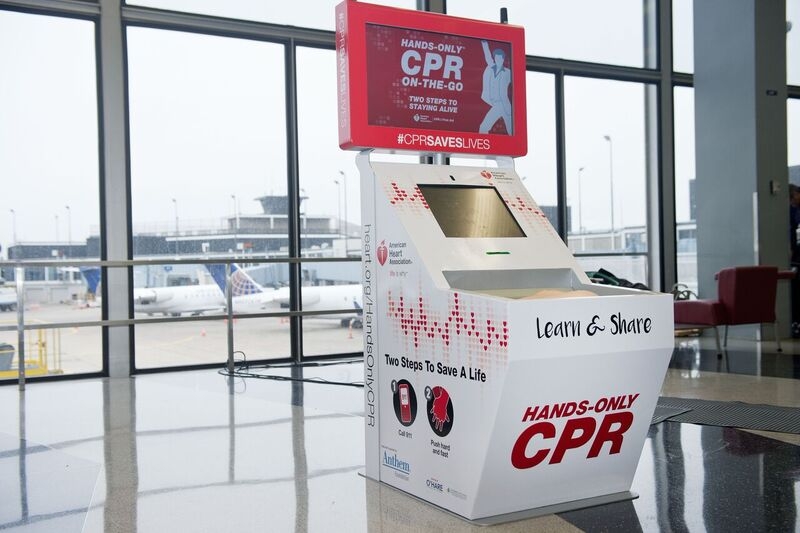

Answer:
[358,153,673,521]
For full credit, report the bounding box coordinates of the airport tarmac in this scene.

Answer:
[0,303,363,378]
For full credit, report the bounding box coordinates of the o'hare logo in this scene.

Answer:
[377,240,388,265]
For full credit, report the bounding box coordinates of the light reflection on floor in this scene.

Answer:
[0,337,798,532]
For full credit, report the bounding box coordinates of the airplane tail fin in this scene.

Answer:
[206,263,264,297]
[79,267,102,295]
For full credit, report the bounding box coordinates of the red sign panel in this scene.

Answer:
[337,1,527,156]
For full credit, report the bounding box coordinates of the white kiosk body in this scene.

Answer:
[336,0,673,522]
[358,154,673,521]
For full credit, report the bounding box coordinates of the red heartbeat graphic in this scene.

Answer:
[387,292,508,351]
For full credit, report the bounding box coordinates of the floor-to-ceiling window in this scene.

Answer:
[3,0,799,378]
[297,46,363,357]
[564,77,654,285]
[0,11,102,379]
[127,27,288,369]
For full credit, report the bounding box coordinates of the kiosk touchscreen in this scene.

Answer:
[419,185,527,238]
[337,0,674,523]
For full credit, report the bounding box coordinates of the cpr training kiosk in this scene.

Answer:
[336,0,674,523]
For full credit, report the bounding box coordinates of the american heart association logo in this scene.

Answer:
[480,170,492,180]
[377,240,388,265]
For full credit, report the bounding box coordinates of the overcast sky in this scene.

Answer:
[1,0,798,256]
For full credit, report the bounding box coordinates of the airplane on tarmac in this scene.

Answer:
[80,266,226,316]
[205,263,363,327]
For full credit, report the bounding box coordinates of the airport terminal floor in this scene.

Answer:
[1,336,799,532]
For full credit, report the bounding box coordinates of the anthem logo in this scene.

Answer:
[377,240,388,265]
[383,451,411,475]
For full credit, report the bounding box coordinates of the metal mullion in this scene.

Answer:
[789,86,800,99]
[99,0,133,378]
[527,56,662,85]
[285,39,303,364]
[0,256,361,269]
[0,0,99,17]
[121,4,333,47]
[94,9,113,378]
[672,71,693,87]
[652,0,676,293]
[0,308,372,334]
[554,71,567,241]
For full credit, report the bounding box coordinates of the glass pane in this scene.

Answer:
[301,261,362,357]
[132,261,292,368]
[0,11,101,378]
[128,28,286,260]
[790,0,800,86]
[518,72,558,231]
[447,0,648,68]
[0,325,103,379]
[135,319,225,369]
[673,0,694,73]
[451,71,558,231]
[564,77,651,255]
[576,255,649,289]
[674,87,697,293]
[297,47,362,258]
[127,28,287,367]
[303,315,363,356]
[126,0,415,31]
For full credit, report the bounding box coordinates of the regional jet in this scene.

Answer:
[80,266,225,316]
[206,264,363,326]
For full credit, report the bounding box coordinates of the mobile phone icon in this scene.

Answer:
[399,383,412,423]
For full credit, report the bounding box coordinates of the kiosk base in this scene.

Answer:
[471,491,638,526]
[361,472,637,526]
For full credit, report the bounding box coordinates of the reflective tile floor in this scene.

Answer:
[1,337,799,532]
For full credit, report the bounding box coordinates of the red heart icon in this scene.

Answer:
[377,241,388,265]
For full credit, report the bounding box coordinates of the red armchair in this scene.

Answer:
[674,266,782,355]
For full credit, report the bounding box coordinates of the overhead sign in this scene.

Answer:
[337,1,527,156]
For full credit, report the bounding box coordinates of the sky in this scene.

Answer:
[1,0,799,257]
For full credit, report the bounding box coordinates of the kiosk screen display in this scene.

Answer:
[419,184,526,238]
